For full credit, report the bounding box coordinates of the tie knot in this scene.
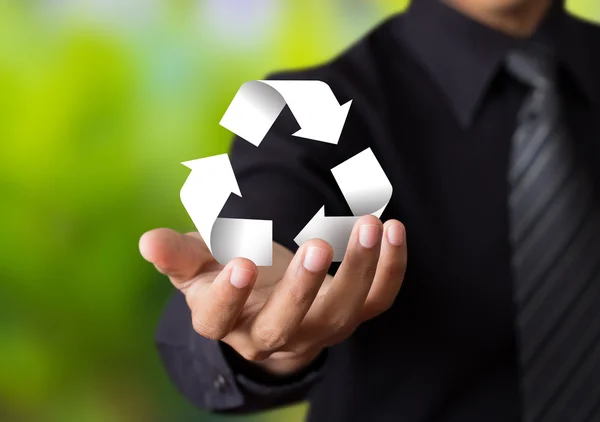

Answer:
[506,46,556,90]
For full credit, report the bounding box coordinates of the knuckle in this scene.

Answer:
[294,343,317,357]
[381,256,405,276]
[254,324,288,351]
[365,298,393,316]
[326,314,353,334]
[191,315,227,340]
[326,326,356,346]
[287,283,311,307]
[357,261,378,282]
[237,347,269,362]
[211,296,238,314]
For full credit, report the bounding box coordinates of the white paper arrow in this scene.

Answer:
[294,207,358,261]
[180,154,273,266]
[294,148,393,261]
[219,80,352,146]
[330,147,392,219]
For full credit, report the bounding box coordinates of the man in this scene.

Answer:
[139,0,600,420]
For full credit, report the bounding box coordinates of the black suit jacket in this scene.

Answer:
[156,1,600,420]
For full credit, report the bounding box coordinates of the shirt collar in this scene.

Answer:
[394,0,599,127]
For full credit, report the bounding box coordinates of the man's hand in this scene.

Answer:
[139,216,407,377]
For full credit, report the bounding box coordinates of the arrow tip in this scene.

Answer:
[338,99,353,126]
[294,206,326,247]
[230,181,242,198]
[315,205,326,217]
[181,158,208,169]
[292,99,353,145]
[181,155,242,197]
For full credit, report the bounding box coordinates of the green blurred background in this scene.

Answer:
[0,1,598,421]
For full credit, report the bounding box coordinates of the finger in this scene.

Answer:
[361,220,407,321]
[249,239,333,353]
[186,258,258,340]
[310,215,383,335]
[139,228,216,288]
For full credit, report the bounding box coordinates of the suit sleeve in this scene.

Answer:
[156,291,328,413]
[155,72,358,413]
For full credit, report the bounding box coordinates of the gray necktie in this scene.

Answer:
[507,47,600,422]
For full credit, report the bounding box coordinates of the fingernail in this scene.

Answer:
[387,224,404,246]
[359,224,381,248]
[230,266,253,289]
[303,246,330,273]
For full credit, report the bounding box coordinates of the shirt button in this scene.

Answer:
[213,374,228,392]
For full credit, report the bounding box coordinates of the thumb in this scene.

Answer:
[139,228,218,288]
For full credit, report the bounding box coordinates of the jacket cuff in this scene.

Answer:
[156,291,327,413]
[156,292,244,411]
[219,340,328,397]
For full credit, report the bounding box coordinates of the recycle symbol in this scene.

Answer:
[180,80,393,266]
